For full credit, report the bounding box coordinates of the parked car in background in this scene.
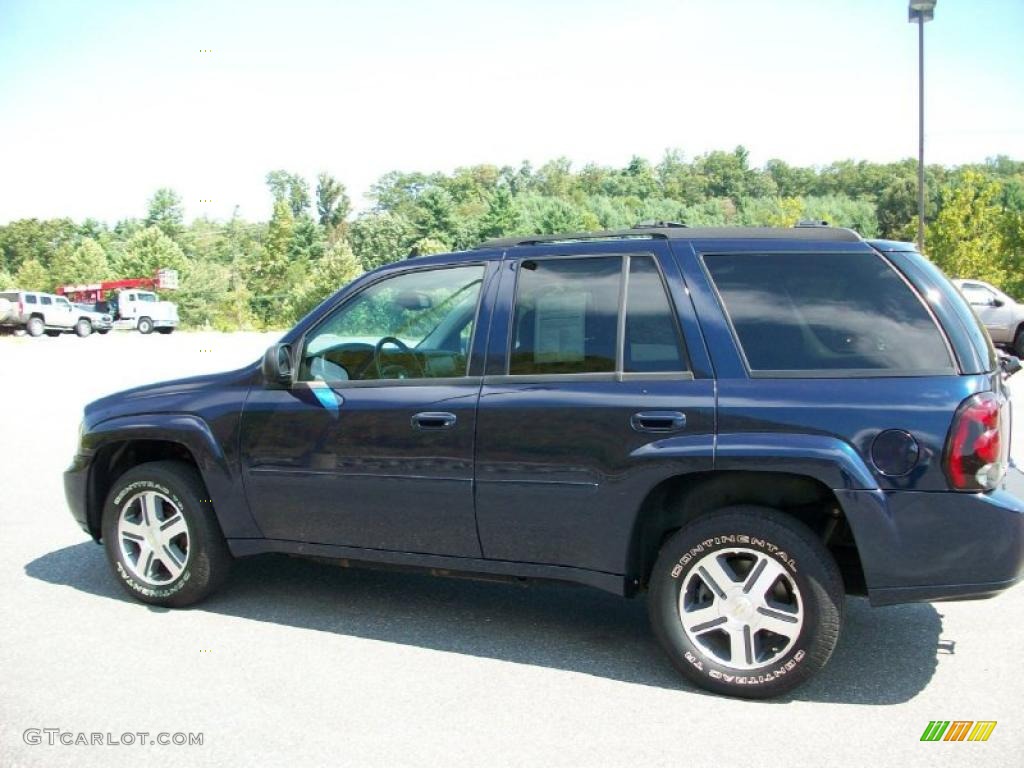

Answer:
[71,303,114,336]
[953,279,1024,356]
[0,291,114,337]
[65,225,1024,699]
[0,290,76,336]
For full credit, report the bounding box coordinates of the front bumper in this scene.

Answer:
[63,453,93,537]
[838,469,1024,606]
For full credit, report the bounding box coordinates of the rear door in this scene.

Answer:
[474,240,716,575]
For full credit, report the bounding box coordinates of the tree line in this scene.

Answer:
[1,147,1022,330]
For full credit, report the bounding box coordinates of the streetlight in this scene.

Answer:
[909,0,936,252]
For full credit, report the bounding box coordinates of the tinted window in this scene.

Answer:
[40,296,51,306]
[25,294,37,304]
[299,265,484,382]
[624,256,687,372]
[705,252,954,373]
[510,256,621,375]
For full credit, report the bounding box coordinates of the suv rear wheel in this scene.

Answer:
[101,460,232,607]
[647,506,844,698]
[26,316,44,337]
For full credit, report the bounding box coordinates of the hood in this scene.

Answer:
[84,363,260,430]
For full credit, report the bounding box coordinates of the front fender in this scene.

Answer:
[83,413,261,539]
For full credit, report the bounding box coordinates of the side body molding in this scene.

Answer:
[85,413,261,539]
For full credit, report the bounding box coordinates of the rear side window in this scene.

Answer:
[704,251,954,375]
[511,256,621,375]
[40,296,52,306]
[26,294,37,304]
[624,256,687,372]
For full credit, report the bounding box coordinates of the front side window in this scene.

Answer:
[960,283,997,307]
[299,265,485,382]
[705,251,954,374]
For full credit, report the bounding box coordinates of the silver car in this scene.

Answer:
[953,279,1024,356]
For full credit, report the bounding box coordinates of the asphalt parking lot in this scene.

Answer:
[1,330,1021,767]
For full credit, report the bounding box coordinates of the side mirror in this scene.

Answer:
[999,353,1021,379]
[262,343,294,386]
[992,298,1005,308]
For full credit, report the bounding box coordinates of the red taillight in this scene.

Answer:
[945,392,1007,491]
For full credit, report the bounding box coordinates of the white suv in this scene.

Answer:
[0,291,112,337]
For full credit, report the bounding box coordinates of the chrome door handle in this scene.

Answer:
[631,411,686,433]
[411,412,457,430]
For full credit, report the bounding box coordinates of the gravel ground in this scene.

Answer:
[1,330,1021,767]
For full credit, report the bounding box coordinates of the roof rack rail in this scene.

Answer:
[474,225,862,249]
[794,219,830,228]
[633,220,688,229]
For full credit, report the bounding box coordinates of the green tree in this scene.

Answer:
[290,216,325,262]
[266,170,310,218]
[294,240,362,317]
[51,238,111,286]
[116,226,188,277]
[316,172,351,229]
[412,188,456,246]
[14,258,50,291]
[477,186,519,239]
[249,200,294,324]
[0,218,77,272]
[349,213,415,270]
[927,171,1008,288]
[146,188,185,241]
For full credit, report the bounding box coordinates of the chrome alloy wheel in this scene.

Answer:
[117,491,190,585]
[678,547,803,671]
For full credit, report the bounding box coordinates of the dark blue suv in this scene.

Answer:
[64,225,1024,698]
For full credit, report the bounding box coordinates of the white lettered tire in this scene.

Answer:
[647,506,844,698]
[101,461,231,607]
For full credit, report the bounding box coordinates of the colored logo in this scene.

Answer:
[920,721,997,742]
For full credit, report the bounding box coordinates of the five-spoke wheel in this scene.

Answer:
[117,490,190,585]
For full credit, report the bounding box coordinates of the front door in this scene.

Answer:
[474,243,716,575]
[240,261,493,556]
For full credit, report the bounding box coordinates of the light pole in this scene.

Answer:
[909,0,936,252]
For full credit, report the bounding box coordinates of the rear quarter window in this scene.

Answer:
[704,251,955,376]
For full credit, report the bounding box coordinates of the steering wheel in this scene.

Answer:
[373,336,425,380]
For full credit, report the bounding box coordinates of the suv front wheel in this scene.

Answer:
[647,506,844,698]
[101,461,232,607]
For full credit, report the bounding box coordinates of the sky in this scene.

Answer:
[0,0,1021,225]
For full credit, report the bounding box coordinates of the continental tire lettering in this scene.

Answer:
[115,561,190,598]
[113,480,172,506]
[706,650,806,685]
[671,536,798,580]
